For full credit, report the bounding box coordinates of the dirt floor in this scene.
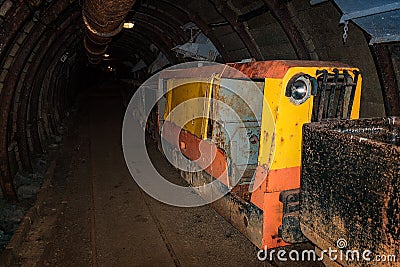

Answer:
[2,82,323,267]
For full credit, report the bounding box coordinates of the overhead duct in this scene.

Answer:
[82,0,136,63]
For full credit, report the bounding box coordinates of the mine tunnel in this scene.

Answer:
[0,0,399,266]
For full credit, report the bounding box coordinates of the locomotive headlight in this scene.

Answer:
[286,75,312,105]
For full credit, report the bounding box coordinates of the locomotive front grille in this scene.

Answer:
[311,69,360,122]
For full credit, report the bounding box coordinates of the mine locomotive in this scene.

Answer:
[152,60,396,265]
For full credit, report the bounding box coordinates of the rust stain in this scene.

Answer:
[160,60,355,80]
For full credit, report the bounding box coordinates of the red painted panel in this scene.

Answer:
[162,121,229,186]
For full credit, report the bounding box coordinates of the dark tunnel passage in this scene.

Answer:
[0,0,400,265]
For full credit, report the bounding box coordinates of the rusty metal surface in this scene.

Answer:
[311,69,360,121]
[162,121,229,184]
[212,78,263,185]
[278,188,307,243]
[301,117,400,266]
[371,43,400,116]
[159,60,355,80]
[228,60,354,80]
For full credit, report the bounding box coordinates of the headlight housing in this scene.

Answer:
[285,74,312,105]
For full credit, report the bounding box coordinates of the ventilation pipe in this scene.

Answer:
[82,0,136,64]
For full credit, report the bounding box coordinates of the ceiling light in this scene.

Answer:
[123,22,135,29]
[104,54,110,58]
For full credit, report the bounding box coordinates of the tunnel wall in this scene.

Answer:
[0,0,83,199]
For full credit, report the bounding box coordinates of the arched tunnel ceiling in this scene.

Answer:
[104,0,315,64]
[0,0,399,200]
[105,0,306,63]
